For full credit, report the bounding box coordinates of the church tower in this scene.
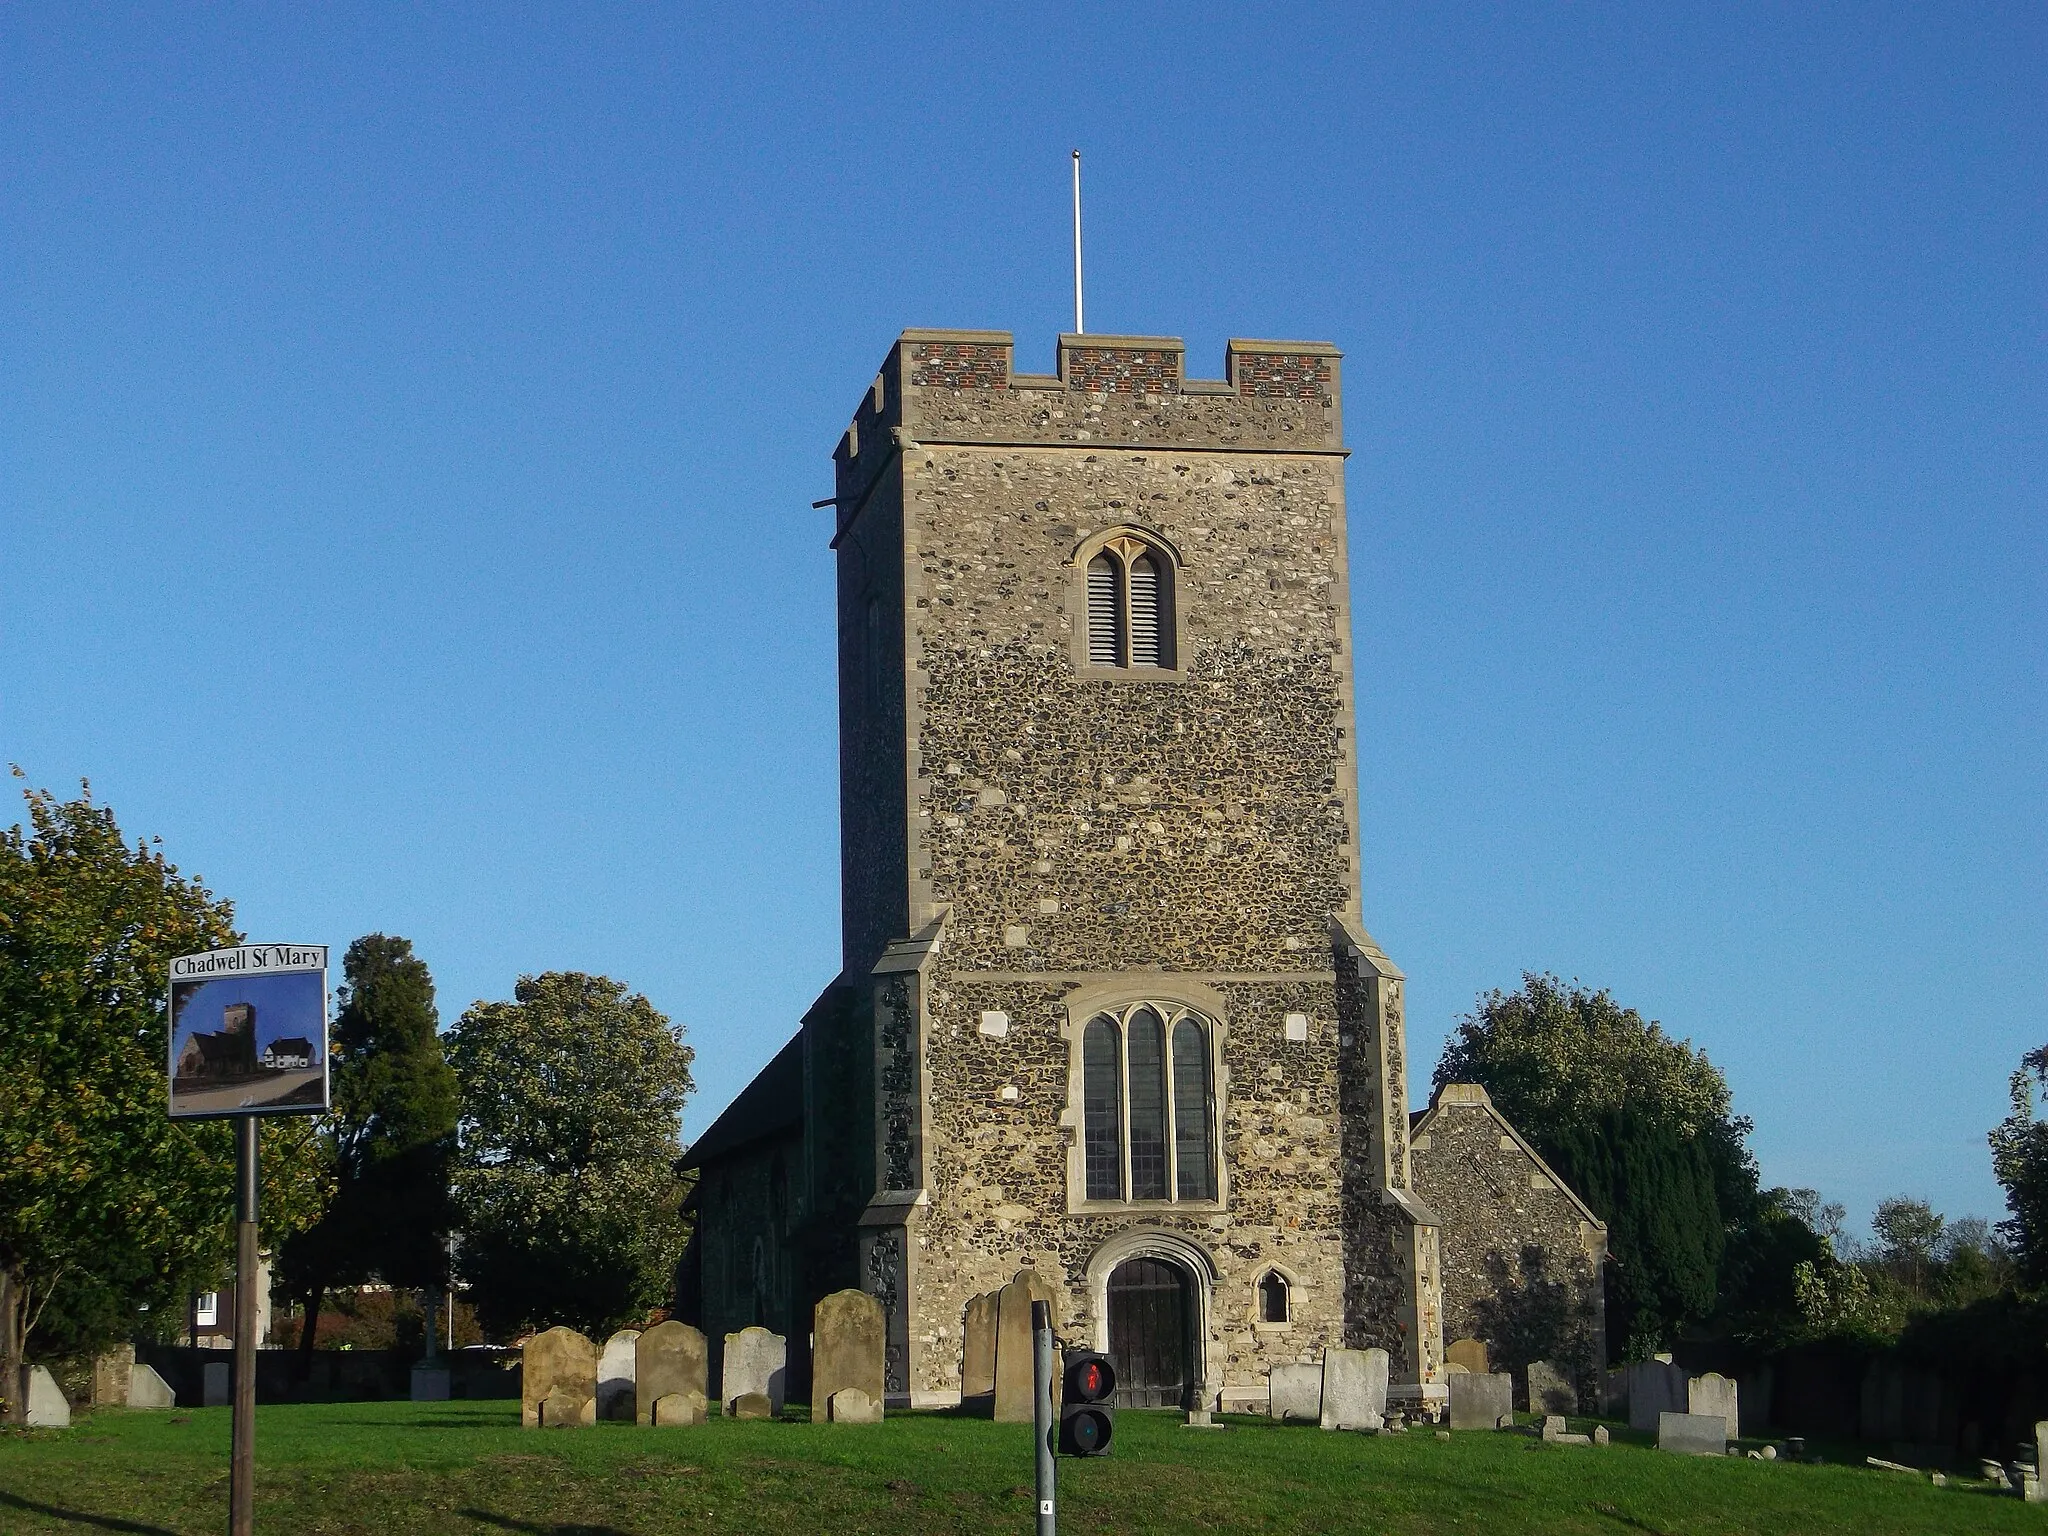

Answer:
[815,329,1444,1410]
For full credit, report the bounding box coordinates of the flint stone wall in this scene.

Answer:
[829,330,1433,1408]
[1410,1085,1606,1404]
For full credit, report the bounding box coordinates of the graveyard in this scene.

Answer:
[0,1396,2034,1536]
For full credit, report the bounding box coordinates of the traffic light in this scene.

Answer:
[1058,1351,1116,1455]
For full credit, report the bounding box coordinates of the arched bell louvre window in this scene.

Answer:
[1084,535,1175,669]
[1080,1003,1218,1203]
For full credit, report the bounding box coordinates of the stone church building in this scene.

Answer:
[680,327,1590,1413]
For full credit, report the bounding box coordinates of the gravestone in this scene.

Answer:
[521,1326,599,1428]
[730,1391,774,1420]
[203,1361,230,1407]
[1658,1411,1728,1455]
[1687,1372,1738,1440]
[597,1329,641,1421]
[812,1290,886,1421]
[720,1326,786,1418]
[636,1321,708,1426]
[25,1365,69,1428]
[1593,1424,1610,1446]
[993,1269,1060,1424]
[2038,1422,2048,1479]
[828,1387,882,1423]
[1625,1359,1689,1433]
[1445,1337,1490,1375]
[1526,1359,1576,1416]
[1447,1371,1513,1430]
[1269,1362,1323,1422]
[653,1391,707,1426]
[128,1364,176,1410]
[410,1365,451,1402]
[960,1291,999,1411]
[92,1344,135,1408]
[1318,1348,1388,1431]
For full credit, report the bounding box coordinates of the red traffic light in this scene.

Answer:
[1063,1351,1116,1402]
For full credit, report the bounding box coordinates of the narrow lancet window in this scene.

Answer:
[1128,554,1164,666]
[1172,1017,1214,1200]
[1083,1016,1123,1200]
[1259,1271,1290,1324]
[1087,553,1124,666]
[1126,1007,1169,1200]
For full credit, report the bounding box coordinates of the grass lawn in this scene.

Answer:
[0,1400,2031,1536]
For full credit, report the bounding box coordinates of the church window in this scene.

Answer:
[1258,1271,1290,1324]
[1083,1017,1123,1200]
[1172,1018,1214,1200]
[1076,1002,1218,1205]
[1087,555,1124,666]
[1126,1008,1169,1199]
[1083,534,1176,670]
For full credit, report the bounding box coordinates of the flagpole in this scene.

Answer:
[1071,150,1084,335]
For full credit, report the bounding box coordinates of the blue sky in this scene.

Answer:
[172,972,326,1059]
[4,5,2041,1235]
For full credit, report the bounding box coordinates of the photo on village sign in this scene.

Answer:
[167,944,330,1118]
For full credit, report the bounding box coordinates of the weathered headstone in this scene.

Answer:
[128,1364,177,1410]
[1625,1359,1689,1433]
[960,1291,999,1411]
[25,1365,69,1428]
[1447,1371,1513,1430]
[521,1326,599,1428]
[92,1344,135,1408]
[1526,1359,1576,1416]
[993,1269,1060,1424]
[1593,1424,1610,1446]
[1687,1371,1738,1440]
[812,1290,885,1422]
[1318,1348,1388,1431]
[828,1387,882,1423]
[720,1326,786,1418]
[1445,1337,1490,1375]
[636,1321,708,1426]
[203,1361,230,1407]
[653,1391,708,1426]
[1658,1410,1728,1456]
[730,1391,774,1420]
[1269,1362,1323,1422]
[2035,1421,2048,1480]
[597,1329,641,1421]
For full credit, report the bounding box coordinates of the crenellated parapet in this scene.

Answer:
[832,330,1344,538]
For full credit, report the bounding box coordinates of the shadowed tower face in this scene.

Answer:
[816,330,1442,1410]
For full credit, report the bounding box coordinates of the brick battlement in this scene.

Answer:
[833,329,1345,524]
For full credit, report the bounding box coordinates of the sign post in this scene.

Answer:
[168,944,330,1536]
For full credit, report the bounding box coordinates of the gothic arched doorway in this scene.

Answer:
[1106,1257,1193,1407]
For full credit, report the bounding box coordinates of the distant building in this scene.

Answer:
[261,1037,316,1070]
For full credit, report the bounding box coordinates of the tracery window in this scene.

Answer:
[1080,1003,1217,1203]
[1085,535,1175,669]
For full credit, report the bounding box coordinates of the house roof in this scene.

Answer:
[1412,1081,1610,1240]
[678,1030,804,1171]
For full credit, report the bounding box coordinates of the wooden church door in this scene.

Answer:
[1106,1258,1191,1407]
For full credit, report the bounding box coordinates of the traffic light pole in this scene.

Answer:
[1032,1300,1055,1536]
[231,1117,258,1536]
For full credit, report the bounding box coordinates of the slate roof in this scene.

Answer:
[678,1030,803,1171]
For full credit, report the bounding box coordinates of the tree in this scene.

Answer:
[446,972,694,1338]
[277,934,458,1373]
[1435,973,1764,1358]
[0,779,326,1419]
[1990,1047,2048,1288]
[1870,1196,1947,1297]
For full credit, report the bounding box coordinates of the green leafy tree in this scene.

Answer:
[278,934,458,1373]
[0,779,326,1419]
[1435,973,1765,1358]
[446,972,694,1339]
[1990,1048,2048,1288]
[1870,1196,1947,1297]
